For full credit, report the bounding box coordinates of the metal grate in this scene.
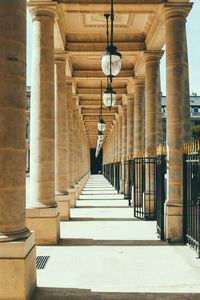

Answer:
[36,256,50,269]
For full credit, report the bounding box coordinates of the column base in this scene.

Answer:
[120,180,124,194]
[74,184,80,200]
[26,207,60,245]
[68,188,76,208]
[165,202,183,243]
[55,194,70,221]
[0,232,36,300]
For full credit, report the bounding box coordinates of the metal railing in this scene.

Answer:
[156,155,166,240]
[124,160,134,206]
[133,157,157,220]
[183,151,200,257]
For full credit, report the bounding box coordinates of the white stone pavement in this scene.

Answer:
[27,175,200,299]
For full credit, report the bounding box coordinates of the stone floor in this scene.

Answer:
[30,175,200,300]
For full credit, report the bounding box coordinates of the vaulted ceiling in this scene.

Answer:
[52,0,168,148]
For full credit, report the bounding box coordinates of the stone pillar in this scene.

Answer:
[126,95,134,199]
[144,51,163,156]
[66,81,76,207]
[133,78,145,207]
[156,71,163,150]
[134,78,145,157]
[0,1,36,298]
[26,5,60,245]
[118,114,122,189]
[144,51,163,218]
[54,53,70,221]
[120,105,127,193]
[127,95,134,159]
[164,3,192,242]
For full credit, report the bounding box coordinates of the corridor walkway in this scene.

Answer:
[32,175,200,300]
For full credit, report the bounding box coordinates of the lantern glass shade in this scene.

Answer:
[103,88,116,107]
[98,119,106,132]
[102,47,122,77]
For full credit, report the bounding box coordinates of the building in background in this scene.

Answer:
[162,93,200,141]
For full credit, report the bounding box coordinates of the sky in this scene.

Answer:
[26,0,200,96]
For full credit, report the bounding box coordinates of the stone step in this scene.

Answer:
[79,194,124,200]
[76,200,129,207]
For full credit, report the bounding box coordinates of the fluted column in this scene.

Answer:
[164,3,192,242]
[120,105,127,193]
[0,1,36,298]
[26,6,60,245]
[54,53,70,221]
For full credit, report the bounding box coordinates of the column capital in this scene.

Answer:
[66,77,73,86]
[133,76,145,87]
[28,2,58,20]
[143,51,164,64]
[162,3,193,21]
[126,94,134,102]
[54,51,68,63]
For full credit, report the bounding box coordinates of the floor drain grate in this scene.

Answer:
[36,256,50,269]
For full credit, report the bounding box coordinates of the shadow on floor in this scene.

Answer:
[69,218,141,221]
[32,287,200,300]
[58,238,169,246]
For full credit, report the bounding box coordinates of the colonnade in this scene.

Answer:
[0,0,192,299]
[0,2,90,298]
[103,3,192,244]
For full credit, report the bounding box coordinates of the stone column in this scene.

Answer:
[133,78,145,207]
[144,51,163,218]
[66,81,76,207]
[54,53,70,221]
[118,114,122,189]
[0,1,36,298]
[144,51,163,156]
[27,6,60,245]
[164,3,192,242]
[120,105,127,193]
[134,78,145,157]
[156,71,163,150]
[127,95,134,159]
[126,95,134,200]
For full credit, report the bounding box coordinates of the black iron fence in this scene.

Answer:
[156,155,166,240]
[183,151,200,257]
[133,156,166,239]
[114,162,120,192]
[103,163,115,186]
[103,155,166,240]
[124,160,134,206]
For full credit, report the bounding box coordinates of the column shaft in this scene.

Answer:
[0,1,36,298]
[120,105,127,193]
[164,4,192,242]
[134,79,145,156]
[127,95,134,159]
[27,7,60,245]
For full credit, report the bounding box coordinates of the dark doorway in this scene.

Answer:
[90,148,103,174]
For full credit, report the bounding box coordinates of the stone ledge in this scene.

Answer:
[0,231,35,259]
[26,206,59,218]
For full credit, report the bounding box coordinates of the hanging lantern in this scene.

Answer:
[98,81,106,131]
[101,1,122,78]
[98,119,106,132]
[102,46,122,78]
[97,131,104,143]
[103,85,116,108]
